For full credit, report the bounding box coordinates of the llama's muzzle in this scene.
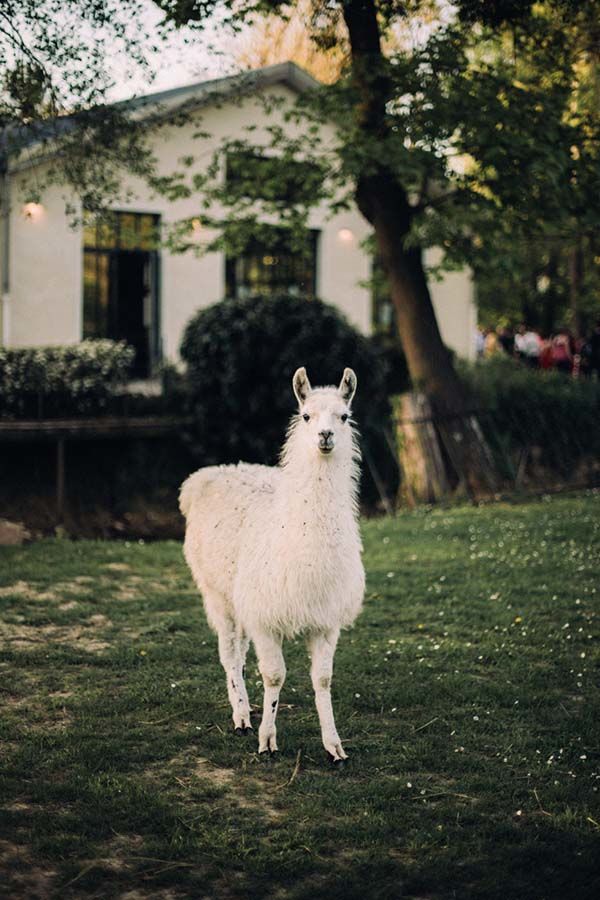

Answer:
[318,430,334,453]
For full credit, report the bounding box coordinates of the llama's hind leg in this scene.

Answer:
[207,601,252,733]
[253,631,286,754]
[307,629,347,763]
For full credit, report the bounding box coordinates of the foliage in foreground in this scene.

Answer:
[0,493,599,899]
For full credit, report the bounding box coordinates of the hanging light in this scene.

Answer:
[23,202,44,221]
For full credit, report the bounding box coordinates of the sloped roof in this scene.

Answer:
[1,62,319,165]
[124,61,318,114]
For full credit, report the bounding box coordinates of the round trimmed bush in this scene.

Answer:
[180,294,397,506]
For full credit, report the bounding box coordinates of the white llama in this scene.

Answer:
[179,367,365,764]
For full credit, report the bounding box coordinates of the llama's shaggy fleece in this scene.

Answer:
[179,367,365,762]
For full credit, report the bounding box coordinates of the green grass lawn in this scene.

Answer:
[1,493,599,899]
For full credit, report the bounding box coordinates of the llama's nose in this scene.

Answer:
[319,430,334,443]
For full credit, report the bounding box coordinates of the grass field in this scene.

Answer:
[1,493,599,899]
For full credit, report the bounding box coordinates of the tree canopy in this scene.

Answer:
[0,1,185,208]
[156,1,600,334]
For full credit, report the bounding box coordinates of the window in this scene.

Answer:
[225,227,318,299]
[371,256,397,338]
[83,211,160,377]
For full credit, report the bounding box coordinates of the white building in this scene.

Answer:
[0,62,476,377]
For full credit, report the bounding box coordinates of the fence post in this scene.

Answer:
[56,438,65,520]
[396,392,450,505]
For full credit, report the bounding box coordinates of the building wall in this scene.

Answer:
[5,82,474,360]
[6,179,82,347]
[426,248,476,361]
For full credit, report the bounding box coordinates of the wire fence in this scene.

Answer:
[388,402,600,510]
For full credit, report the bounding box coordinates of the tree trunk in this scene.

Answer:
[341,0,499,499]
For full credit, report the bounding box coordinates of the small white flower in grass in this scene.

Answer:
[386,572,395,579]
[515,809,523,817]
[473,715,479,721]
[355,693,361,698]
[383,537,390,544]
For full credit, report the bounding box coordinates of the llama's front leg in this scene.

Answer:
[307,629,347,763]
[215,620,252,734]
[253,631,286,754]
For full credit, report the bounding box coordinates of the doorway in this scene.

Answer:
[83,212,160,378]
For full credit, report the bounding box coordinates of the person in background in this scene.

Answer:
[551,327,573,374]
[484,327,501,357]
[515,324,542,367]
[539,332,554,370]
[514,323,526,359]
[475,326,486,359]
[497,325,515,355]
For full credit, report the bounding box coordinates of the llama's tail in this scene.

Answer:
[179,468,216,520]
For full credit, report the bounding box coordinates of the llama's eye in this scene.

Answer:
[303,413,310,422]
[341,413,349,423]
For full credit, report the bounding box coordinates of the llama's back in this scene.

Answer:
[180,463,279,618]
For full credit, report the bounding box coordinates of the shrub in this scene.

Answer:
[460,357,600,478]
[0,340,135,418]
[180,294,397,506]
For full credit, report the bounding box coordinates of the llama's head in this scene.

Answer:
[291,366,357,458]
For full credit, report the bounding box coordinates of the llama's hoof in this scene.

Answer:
[234,726,253,736]
[259,749,280,762]
[327,753,348,770]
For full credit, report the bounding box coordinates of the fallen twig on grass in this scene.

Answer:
[61,862,100,890]
[409,791,475,802]
[274,749,302,791]
[533,788,553,817]
[413,716,439,732]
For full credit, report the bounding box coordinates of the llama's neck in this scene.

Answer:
[278,426,360,524]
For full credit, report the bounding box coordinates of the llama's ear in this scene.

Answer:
[338,367,357,404]
[293,367,312,405]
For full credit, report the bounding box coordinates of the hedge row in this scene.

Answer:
[460,357,600,477]
[0,341,135,417]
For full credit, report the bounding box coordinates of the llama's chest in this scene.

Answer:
[234,512,364,635]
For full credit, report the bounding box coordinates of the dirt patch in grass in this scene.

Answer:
[193,755,238,789]
[0,581,33,597]
[0,840,58,898]
[0,580,95,603]
[0,617,112,653]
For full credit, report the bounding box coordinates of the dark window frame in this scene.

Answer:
[82,211,161,377]
[225,227,319,300]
